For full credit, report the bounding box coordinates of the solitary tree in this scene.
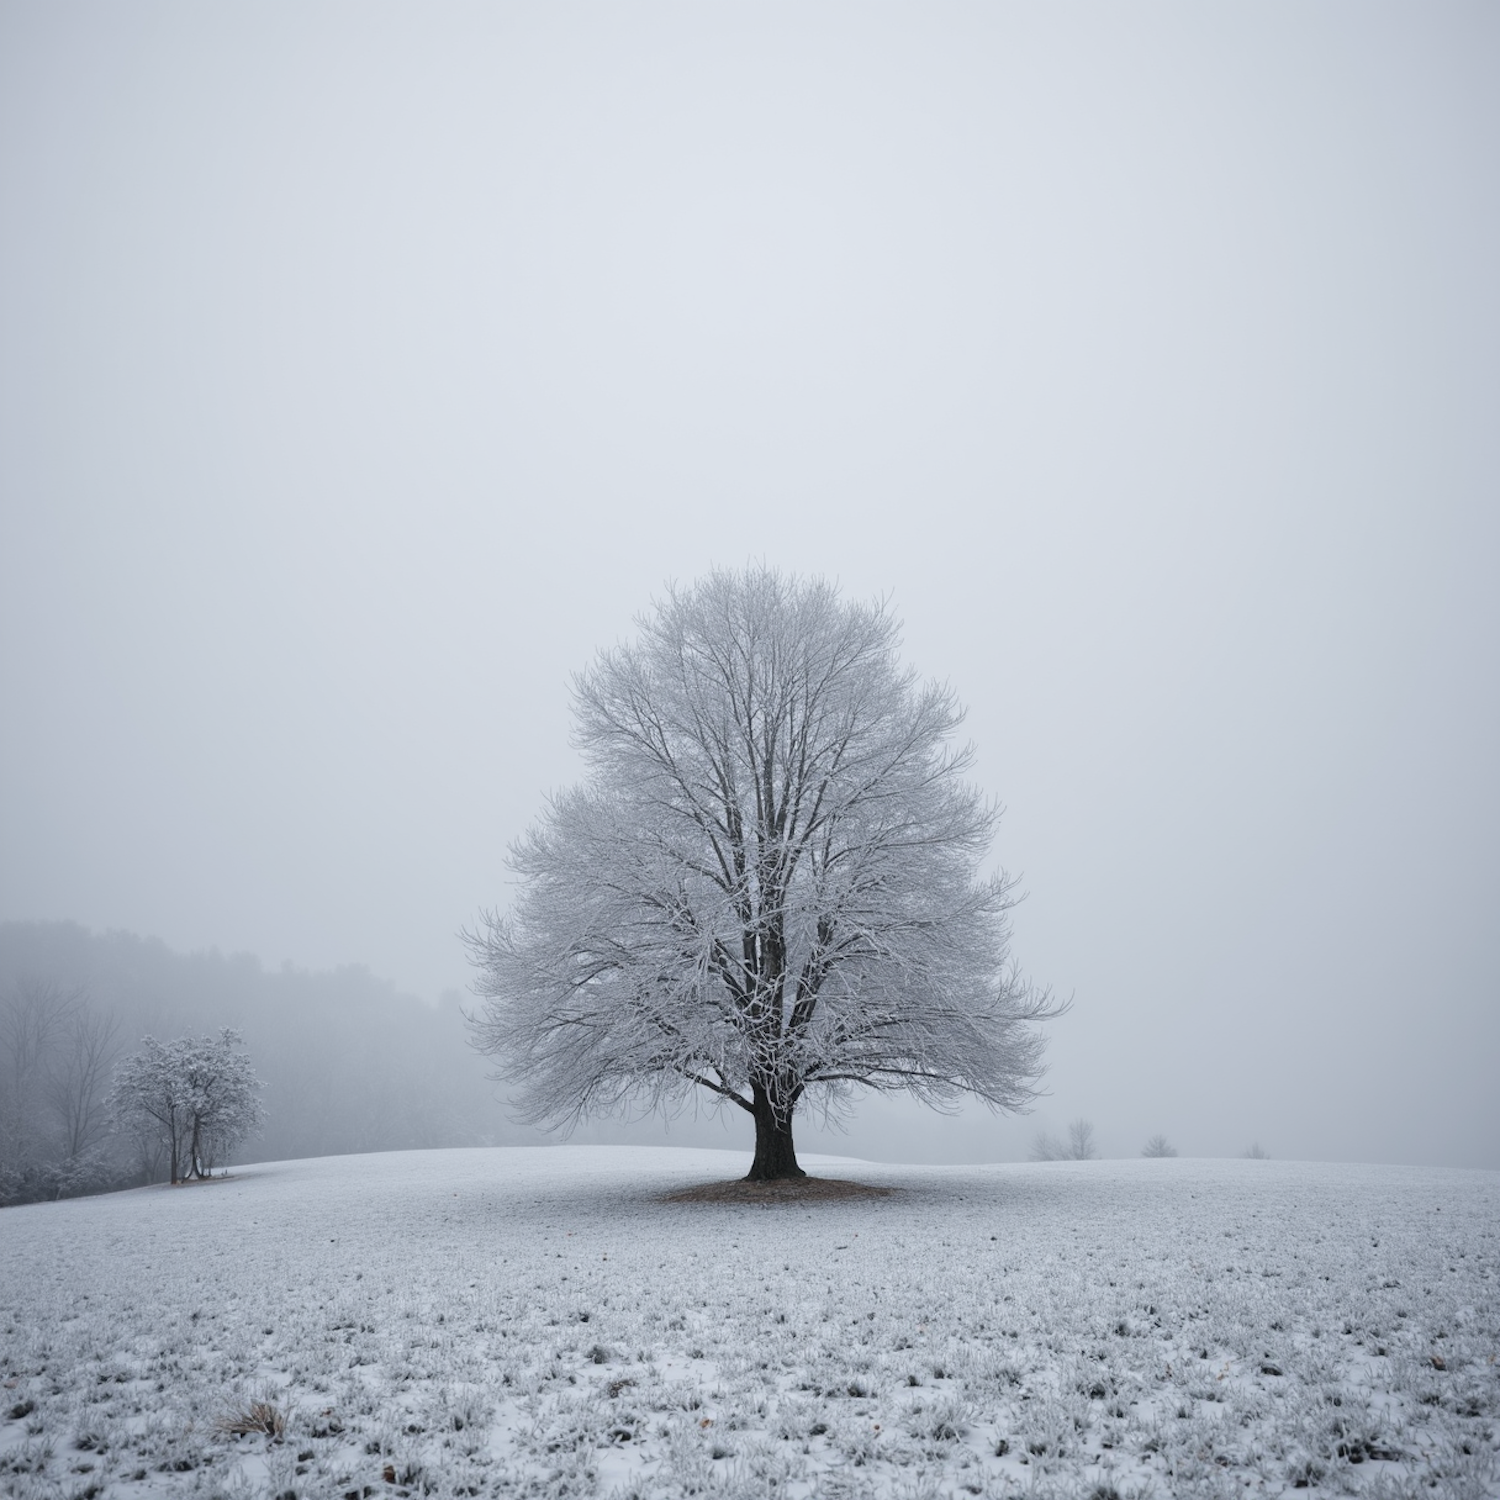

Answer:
[1141,1133,1177,1158]
[109,1029,265,1184]
[466,567,1062,1180]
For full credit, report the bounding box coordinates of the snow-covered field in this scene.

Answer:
[3,1147,1497,1499]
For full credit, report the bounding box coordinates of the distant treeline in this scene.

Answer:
[0,921,520,1204]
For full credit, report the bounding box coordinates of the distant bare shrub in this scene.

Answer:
[1029,1130,1063,1161]
[1142,1135,1177,1158]
[1032,1119,1097,1161]
[1244,1142,1269,1159]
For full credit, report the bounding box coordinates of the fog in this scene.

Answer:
[2,4,1496,1173]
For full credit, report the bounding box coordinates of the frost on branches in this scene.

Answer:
[108,1029,266,1185]
[466,568,1063,1180]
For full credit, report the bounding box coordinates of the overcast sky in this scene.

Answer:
[2,3,1496,1169]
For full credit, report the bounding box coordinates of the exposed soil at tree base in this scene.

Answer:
[660,1176,897,1204]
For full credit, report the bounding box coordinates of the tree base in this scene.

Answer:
[663,1176,894,1203]
[747,1088,805,1180]
[746,1121,805,1181]
[744,1166,807,1183]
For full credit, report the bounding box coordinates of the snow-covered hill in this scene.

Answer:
[3,1147,1497,1498]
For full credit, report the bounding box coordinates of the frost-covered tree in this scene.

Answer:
[109,1029,265,1184]
[466,567,1062,1180]
[1141,1134,1177,1158]
[110,1036,195,1185]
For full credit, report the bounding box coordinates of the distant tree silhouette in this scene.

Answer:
[0,977,120,1204]
[1066,1118,1098,1159]
[1031,1118,1098,1161]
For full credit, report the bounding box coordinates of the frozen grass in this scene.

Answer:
[2,1146,1497,1499]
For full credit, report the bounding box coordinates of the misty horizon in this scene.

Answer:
[0,915,1490,1174]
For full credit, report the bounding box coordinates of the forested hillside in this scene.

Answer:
[0,921,515,1201]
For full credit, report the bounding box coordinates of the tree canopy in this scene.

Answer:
[466,567,1062,1179]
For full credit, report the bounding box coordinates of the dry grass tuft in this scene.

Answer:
[216,1398,286,1440]
[660,1176,896,1204]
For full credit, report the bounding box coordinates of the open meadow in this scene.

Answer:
[2,1147,1497,1499]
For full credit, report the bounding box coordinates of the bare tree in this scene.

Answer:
[47,1004,121,1176]
[1244,1142,1269,1159]
[0,977,79,1201]
[1141,1133,1177,1158]
[467,568,1063,1179]
[1031,1118,1097,1161]
[1066,1118,1098,1159]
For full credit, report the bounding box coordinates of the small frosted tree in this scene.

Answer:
[109,1030,265,1184]
[466,567,1063,1180]
[1141,1134,1177,1158]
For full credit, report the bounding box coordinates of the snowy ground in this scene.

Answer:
[2,1146,1497,1499]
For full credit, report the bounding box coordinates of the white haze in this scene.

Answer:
[1,4,1496,1169]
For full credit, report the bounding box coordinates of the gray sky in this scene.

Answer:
[3,3,1496,1169]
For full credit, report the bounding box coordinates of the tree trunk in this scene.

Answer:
[746,1082,805,1181]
